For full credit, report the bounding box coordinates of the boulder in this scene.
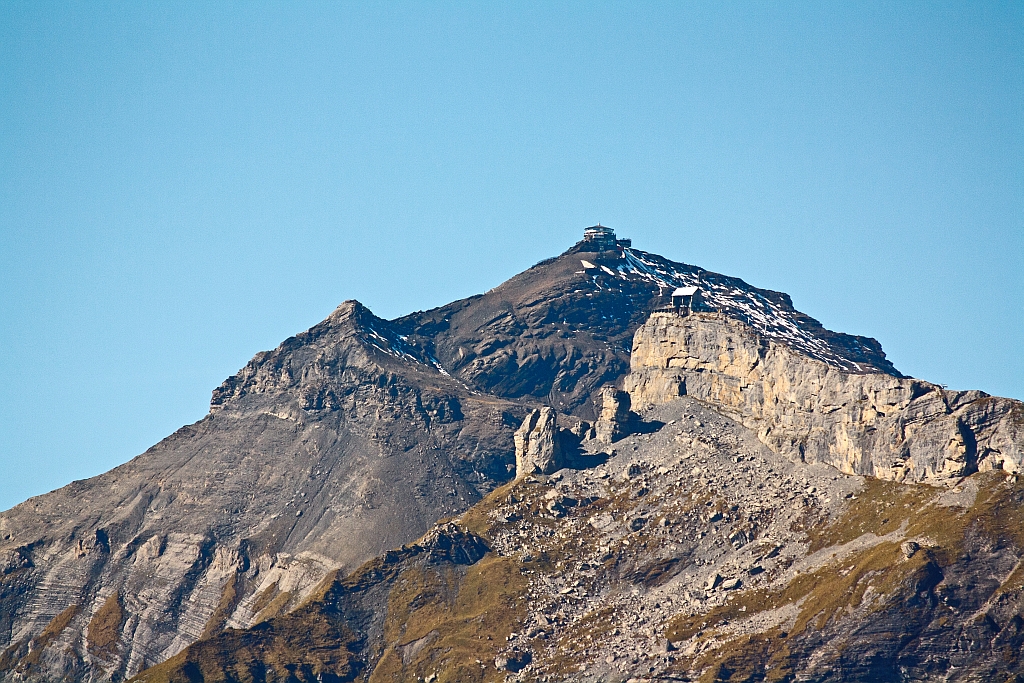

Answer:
[495,649,532,672]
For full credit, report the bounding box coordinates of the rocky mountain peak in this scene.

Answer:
[210,297,448,414]
[394,230,898,422]
[326,298,364,321]
[2,226,1020,683]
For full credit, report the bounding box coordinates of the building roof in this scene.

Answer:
[672,286,699,297]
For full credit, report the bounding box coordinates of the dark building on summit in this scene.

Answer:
[582,224,631,251]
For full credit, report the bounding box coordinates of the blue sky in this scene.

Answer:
[1,2,1021,511]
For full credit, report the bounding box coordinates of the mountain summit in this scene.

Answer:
[2,227,1021,682]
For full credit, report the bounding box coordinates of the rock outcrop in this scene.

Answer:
[626,312,1024,483]
[130,521,495,683]
[514,408,567,477]
[393,242,899,420]
[594,386,637,443]
[131,397,1024,682]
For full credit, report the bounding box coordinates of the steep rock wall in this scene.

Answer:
[626,312,1024,483]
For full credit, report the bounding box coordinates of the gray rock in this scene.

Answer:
[6,234,1020,683]
[514,407,568,477]
[495,649,531,672]
[0,547,33,575]
[595,387,638,443]
[0,301,519,682]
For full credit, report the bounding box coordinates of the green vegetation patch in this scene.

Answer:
[693,632,776,683]
[806,478,933,551]
[669,473,1024,681]
[459,481,519,539]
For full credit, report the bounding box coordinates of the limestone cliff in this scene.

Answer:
[626,312,1024,483]
[124,398,1024,683]
[393,243,899,419]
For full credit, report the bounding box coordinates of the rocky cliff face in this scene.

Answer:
[131,522,494,683]
[626,312,1024,483]
[594,387,637,444]
[514,408,567,477]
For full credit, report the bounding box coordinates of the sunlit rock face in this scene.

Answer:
[626,311,1024,483]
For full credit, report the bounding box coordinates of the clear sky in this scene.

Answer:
[1,2,1021,511]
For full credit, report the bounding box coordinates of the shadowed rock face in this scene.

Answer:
[626,312,1024,483]
[0,237,995,683]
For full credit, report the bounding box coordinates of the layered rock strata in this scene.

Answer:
[2,234,1009,683]
[126,397,1024,682]
[626,312,1024,483]
[132,522,492,683]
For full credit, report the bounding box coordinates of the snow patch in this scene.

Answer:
[618,249,874,373]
